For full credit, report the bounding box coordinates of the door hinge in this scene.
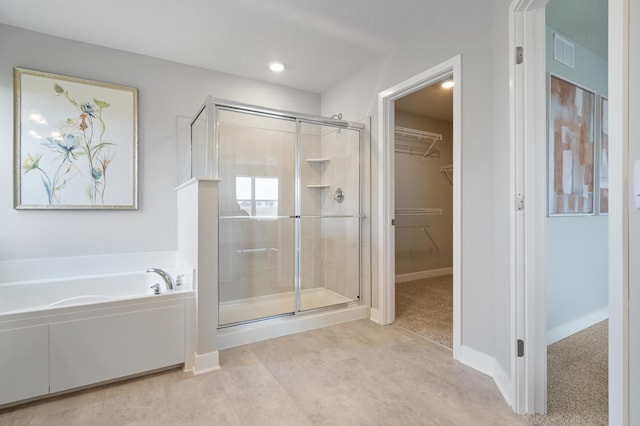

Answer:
[391,218,396,226]
[516,46,524,64]
[515,193,524,211]
[517,339,525,357]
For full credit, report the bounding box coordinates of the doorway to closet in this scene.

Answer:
[393,78,454,349]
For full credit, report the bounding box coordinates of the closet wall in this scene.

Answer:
[394,111,453,276]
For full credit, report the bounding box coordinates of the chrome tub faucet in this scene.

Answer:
[146,268,175,291]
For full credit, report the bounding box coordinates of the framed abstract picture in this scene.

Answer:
[548,74,595,216]
[14,68,138,209]
[599,96,608,214]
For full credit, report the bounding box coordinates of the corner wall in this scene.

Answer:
[321,0,502,361]
[0,24,320,262]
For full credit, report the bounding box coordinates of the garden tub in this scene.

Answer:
[0,269,195,407]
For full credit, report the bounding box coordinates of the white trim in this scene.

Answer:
[608,0,629,424]
[174,177,222,192]
[459,345,514,409]
[458,345,496,377]
[217,304,369,350]
[509,0,549,415]
[369,307,383,324]
[395,267,453,283]
[377,55,462,362]
[493,361,514,409]
[192,351,220,375]
[546,308,609,345]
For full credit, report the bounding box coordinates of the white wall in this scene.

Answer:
[0,24,320,261]
[545,23,609,338]
[628,0,640,421]
[321,0,508,359]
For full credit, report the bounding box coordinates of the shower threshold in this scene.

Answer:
[219,287,353,326]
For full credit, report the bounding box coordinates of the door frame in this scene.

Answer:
[509,0,629,421]
[508,0,548,414]
[375,55,462,360]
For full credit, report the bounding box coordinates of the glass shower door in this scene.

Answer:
[217,108,297,326]
[298,121,361,311]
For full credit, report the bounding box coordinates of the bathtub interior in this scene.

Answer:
[0,252,194,315]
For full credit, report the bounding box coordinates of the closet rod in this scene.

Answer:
[395,208,442,216]
[394,126,442,141]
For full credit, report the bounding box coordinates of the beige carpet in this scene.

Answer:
[394,275,453,348]
[528,320,608,425]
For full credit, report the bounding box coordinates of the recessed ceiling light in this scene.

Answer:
[269,62,285,72]
[441,80,454,89]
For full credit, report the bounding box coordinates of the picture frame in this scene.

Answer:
[14,68,138,209]
[598,96,609,214]
[547,74,596,216]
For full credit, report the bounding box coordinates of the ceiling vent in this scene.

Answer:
[554,33,575,68]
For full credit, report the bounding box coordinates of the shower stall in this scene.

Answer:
[188,98,367,328]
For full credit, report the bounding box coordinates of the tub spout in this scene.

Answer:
[146,268,175,291]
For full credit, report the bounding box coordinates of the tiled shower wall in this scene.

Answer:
[316,126,360,300]
[217,114,362,303]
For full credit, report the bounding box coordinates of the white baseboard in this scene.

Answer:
[192,351,220,375]
[458,344,495,377]
[492,361,514,409]
[369,307,383,324]
[459,345,514,410]
[217,304,369,350]
[395,267,453,283]
[547,307,609,345]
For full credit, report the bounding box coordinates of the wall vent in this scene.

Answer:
[554,33,575,68]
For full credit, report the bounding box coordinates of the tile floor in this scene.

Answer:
[0,320,527,425]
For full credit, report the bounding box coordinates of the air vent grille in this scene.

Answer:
[554,33,575,68]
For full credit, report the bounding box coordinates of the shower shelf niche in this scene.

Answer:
[306,158,330,188]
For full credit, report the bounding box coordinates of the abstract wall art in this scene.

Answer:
[548,74,595,215]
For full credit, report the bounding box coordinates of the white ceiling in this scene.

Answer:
[0,1,607,96]
[0,0,442,94]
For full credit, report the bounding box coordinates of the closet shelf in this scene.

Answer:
[395,208,442,216]
[440,164,453,184]
[394,126,443,159]
[305,158,331,163]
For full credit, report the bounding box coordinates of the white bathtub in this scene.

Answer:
[0,269,195,407]
[0,270,192,315]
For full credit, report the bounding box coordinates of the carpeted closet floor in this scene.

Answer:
[394,274,453,349]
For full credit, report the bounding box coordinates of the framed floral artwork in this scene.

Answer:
[548,74,595,216]
[14,68,138,209]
